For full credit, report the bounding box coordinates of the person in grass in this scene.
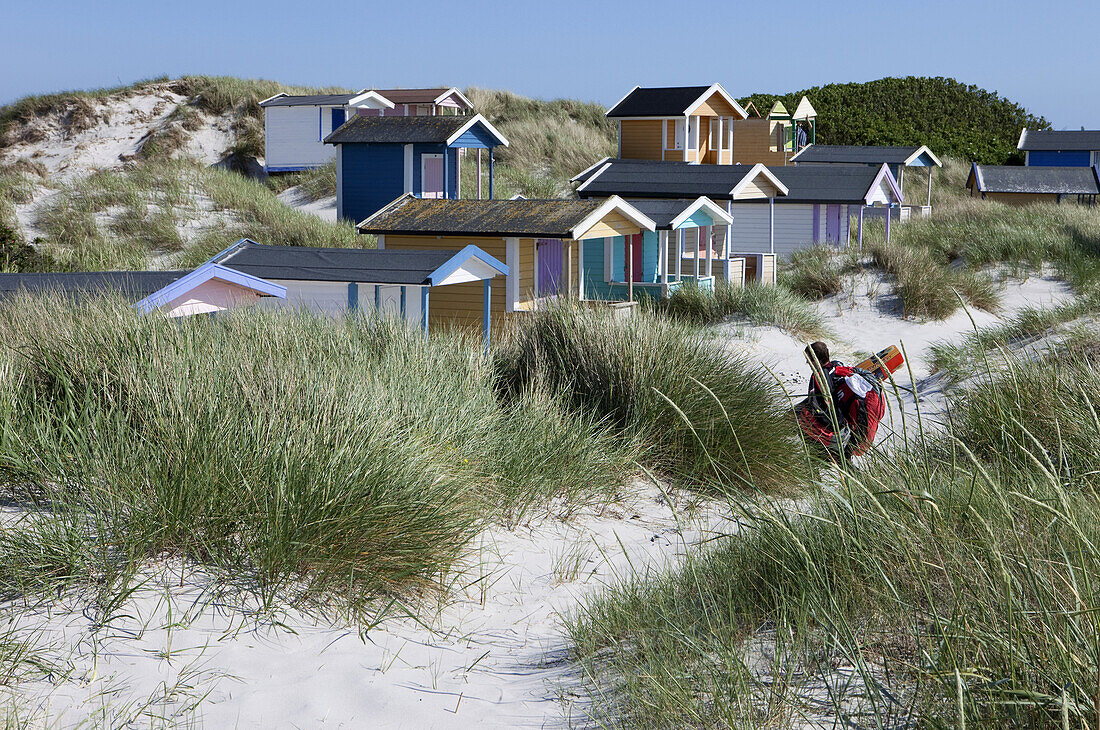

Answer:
[803,341,885,458]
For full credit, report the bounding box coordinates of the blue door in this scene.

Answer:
[331,108,346,132]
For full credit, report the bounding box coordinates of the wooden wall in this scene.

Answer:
[730,119,787,166]
[619,120,663,160]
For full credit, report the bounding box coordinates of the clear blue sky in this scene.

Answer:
[4,0,1094,128]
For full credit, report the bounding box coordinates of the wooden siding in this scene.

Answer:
[619,120,663,160]
[733,177,782,200]
[730,119,787,166]
[693,94,738,117]
[339,144,405,223]
[728,203,851,259]
[264,105,340,169]
[580,210,644,239]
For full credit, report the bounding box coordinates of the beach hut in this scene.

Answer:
[357,88,472,117]
[210,239,509,347]
[729,163,904,258]
[1018,129,1100,167]
[572,158,789,282]
[606,83,750,164]
[356,195,656,325]
[0,263,286,316]
[966,164,1100,206]
[790,144,942,215]
[579,197,736,301]
[259,91,396,172]
[325,114,509,223]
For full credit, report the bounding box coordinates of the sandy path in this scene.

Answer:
[8,487,737,728]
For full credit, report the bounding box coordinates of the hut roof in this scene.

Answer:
[968,164,1100,195]
[790,144,942,167]
[324,113,506,146]
[1018,129,1100,151]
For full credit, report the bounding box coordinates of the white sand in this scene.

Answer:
[8,486,738,728]
[279,186,337,222]
[0,84,235,183]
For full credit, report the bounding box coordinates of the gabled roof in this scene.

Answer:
[357,194,655,239]
[1018,129,1100,151]
[259,93,362,108]
[573,159,788,200]
[625,197,733,230]
[212,240,506,285]
[0,270,188,299]
[967,164,1100,195]
[790,144,942,167]
[792,96,817,120]
[369,87,473,108]
[323,113,507,146]
[606,83,747,119]
[767,101,790,119]
[133,262,286,313]
[767,163,903,204]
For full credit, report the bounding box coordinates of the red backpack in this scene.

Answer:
[831,366,885,456]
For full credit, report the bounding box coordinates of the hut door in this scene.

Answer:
[421,154,444,199]
[331,108,346,131]
[536,239,563,297]
[826,204,842,242]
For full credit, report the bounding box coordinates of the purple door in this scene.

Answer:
[421,155,444,199]
[537,239,563,296]
[826,204,842,242]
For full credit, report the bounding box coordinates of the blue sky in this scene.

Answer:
[4,0,1094,128]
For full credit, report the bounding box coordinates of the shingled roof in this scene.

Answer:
[324,113,506,146]
[573,159,787,200]
[369,88,471,107]
[769,165,902,203]
[1018,129,1100,151]
[357,194,654,239]
[214,241,482,286]
[968,164,1100,195]
[0,271,188,299]
[606,83,746,119]
[259,93,361,108]
[790,144,942,167]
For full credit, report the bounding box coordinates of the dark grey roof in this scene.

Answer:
[969,165,1100,195]
[215,243,459,285]
[790,144,933,165]
[357,196,606,237]
[1018,129,1100,151]
[768,165,893,203]
[259,93,358,108]
[0,271,186,300]
[575,159,762,200]
[606,86,711,118]
[370,88,463,105]
[324,115,472,145]
[624,199,705,229]
[574,159,894,204]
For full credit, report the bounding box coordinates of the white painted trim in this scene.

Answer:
[347,90,395,109]
[570,156,611,184]
[684,83,749,120]
[603,238,613,282]
[729,163,790,198]
[505,237,519,312]
[578,238,585,300]
[574,161,614,193]
[420,153,443,198]
[792,96,816,120]
[903,145,943,168]
[258,92,288,106]
[605,85,641,118]
[431,87,473,109]
[444,113,510,147]
[403,145,414,194]
[1017,128,1028,151]
[571,195,656,239]
[670,196,734,228]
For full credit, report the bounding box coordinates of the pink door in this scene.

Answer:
[421,155,444,199]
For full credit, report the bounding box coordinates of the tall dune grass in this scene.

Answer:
[654,281,828,338]
[570,337,1100,728]
[0,299,635,611]
[493,307,809,494]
